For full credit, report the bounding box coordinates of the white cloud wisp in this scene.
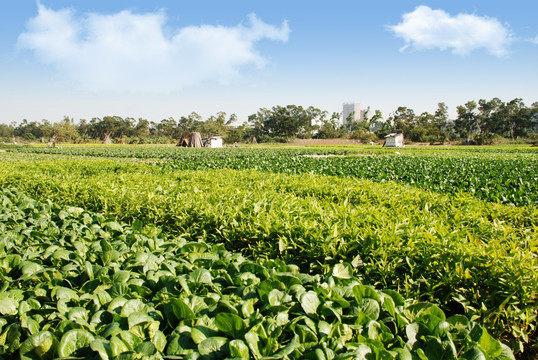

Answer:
[389,5,512,57]
[17,3,290,92]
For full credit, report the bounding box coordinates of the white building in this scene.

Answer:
[384,133,404,147]
[343,102,361,124]
[205,136,223,148]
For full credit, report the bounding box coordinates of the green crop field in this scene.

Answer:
[0,144,536,359]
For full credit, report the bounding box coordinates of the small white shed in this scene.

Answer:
[384,133,404,147]
[205,136,223,148]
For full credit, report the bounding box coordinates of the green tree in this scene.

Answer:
[0,123,14,140]
[433,102,450,143]
[134,118,150,138]
[53,117,79,142]
[392,106,416,135]
[157,117,178,138]
[504,98,535,138]
[477,97,504,142]
[455,101,478,142]
[315,112,341,139]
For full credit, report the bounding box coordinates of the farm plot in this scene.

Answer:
[0,158,536,355]
[2,145,538,206]
[0,188,517,359]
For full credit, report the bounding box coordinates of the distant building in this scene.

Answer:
[205,136,223,148]
[384,133,404,147]
[360,108,375,122]
[343,102,361,124]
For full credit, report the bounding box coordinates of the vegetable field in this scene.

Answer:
[0,145,536,359]
[3,144,537,206]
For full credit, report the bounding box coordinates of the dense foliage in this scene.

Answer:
[3,145,538,206]
[0,155,535,356]
[1,97,536,144]
[0,188,517,359]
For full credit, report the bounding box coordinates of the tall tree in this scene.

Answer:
[53,117,79,142]
[455,101,478,142]
[392,106,416,134]
[433,102,450,143]
[478,97,504,141]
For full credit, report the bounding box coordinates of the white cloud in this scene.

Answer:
[17,3,290,92]
[389,5,512,57]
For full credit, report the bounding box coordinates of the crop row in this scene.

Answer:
[0,159,535,353]
[161,153,537,207]
[0,188,516,359]
[2,146,537,206]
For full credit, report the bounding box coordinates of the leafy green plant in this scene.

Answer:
[0,188,515,358]
[0,159,535,355]
[2,144,537,205]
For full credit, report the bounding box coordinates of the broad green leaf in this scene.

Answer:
[112,270,131,283]
[215,312,246,338]
[102,322,122,338]
[229,339,249,359]
[383,295,396,317]
[460,347,487,360]
[106,221,124,233]
[19,261,43,278]
[394,347,413,360]
[52,286,78,301]
[366,320,381,340]
[67,307,89,322]
[422,304,446,322]
[382,289,405,306]
[496,343,516,360]
[244,330,262,359]
[90,339,112,360]
[262,335,301,359]
[470,324,503,358]
[331,263,353,279]
[53,249,73,262]
[273,272,302,287]
[446,314,469,330]
[268,289,286,306]
[198,336,228,356]
[132,219,143,232]
[108,297,128,316]
[110,283,130,297]
[19,331,56,360]
[0,293,19,315]
[21,317,40,335]
[0,323,22,353]
[128,312,155,328]
[189,268,212,284]
[359,298,380,321]
[120,299,146,317]
[300,291,320,315]
[57,329,95,357]
[191,326,219,344]
[171,299,195,321]
[110,336,131,357]
[152,330,167,353]
[353,285,381,303]
[241,298,256,318]
[406,302,445,322]
[406,323,420,345]
[119,330,143,349]
[135,341,157,356]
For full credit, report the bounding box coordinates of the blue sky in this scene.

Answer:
[1,1,537,125]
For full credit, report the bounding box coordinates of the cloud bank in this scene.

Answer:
[389,5,512,57]
[17,3,290,92]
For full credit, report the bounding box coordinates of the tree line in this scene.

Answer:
[1,97,536,145]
